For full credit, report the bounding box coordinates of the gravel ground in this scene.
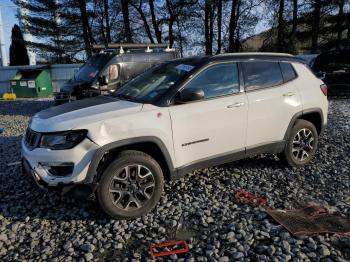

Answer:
[0,98,349,262]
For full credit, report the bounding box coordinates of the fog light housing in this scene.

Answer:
[40,162,74,177]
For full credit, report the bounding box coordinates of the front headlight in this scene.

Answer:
[40,130,87,150]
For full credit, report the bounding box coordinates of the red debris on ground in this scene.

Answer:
[149,240,190,257]
[235,191,268,206]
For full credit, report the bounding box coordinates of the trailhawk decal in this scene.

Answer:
[181,138,209,147]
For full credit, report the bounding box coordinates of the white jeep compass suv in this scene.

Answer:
[22,53,328,219]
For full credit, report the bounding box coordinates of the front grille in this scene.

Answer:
[24,128,41,150]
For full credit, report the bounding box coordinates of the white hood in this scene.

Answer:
[30,96,143,132]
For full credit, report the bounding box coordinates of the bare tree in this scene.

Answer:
[311,0,321,53]
[130,1,155,43]
[290,0,298,53]
[77,0,94,57]
[149,0,162,43]
[216,0,222,54]
[204,0,215,55]
[277,0,285,52]
[166,0,193,48]
[103,0,111,43]
[121,0,133,42]
[228,0,239,52]
[336,0,345,48]
[234,0,242,52]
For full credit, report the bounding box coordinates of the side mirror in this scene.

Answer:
[98,75,108,86]
[177,88,205,103]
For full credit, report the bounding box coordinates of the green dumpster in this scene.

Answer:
[10,69,52,98]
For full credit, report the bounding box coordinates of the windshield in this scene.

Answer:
[74,64,100,82]
[73,54,111,82]
[112,61,195,103]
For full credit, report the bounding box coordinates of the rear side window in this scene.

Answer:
[280,62,297,82]
[242,62,283,91]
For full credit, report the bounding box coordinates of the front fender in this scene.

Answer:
[84,136,176,184]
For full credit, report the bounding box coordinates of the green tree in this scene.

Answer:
[9,24,30,66]
[14,0,83,63]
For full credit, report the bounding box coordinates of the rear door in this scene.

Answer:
[242,61,302,149]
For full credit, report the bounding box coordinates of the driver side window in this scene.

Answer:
[184,63,239,99]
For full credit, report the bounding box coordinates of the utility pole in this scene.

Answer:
[0,8,8,66]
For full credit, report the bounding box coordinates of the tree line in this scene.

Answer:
[12,0,350,64]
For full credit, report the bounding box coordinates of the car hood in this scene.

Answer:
[30,96,143,132]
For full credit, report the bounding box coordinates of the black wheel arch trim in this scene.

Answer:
[84,136,175,184]
[283,107,325,142]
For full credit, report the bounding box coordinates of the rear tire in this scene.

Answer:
[279,119,318,168]
[97,150,164,219]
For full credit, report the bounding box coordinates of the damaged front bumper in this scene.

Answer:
[21,137,99,197]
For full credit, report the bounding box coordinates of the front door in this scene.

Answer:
[169,62,248,168]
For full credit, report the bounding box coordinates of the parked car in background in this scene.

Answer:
[312,49,350,96]
[54,43,177,104]
[23,53,328,219]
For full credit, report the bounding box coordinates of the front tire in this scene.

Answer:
[280,119,319,168]
[97,150,164,219]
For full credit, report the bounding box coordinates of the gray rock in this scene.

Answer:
[63,242,73,251]
[226,231,235,239]
[319,245,331,257]
[219,256,230,262]
[306,252,317,258]
[267,246,276,255]
[307,240,317,250]
[281,254,292,262]
[158,227,166,234]
[233,252,244,259]
[81,243,95,253]
[0,234,8,242]
[206,217,214,223]
[84,253,93,261]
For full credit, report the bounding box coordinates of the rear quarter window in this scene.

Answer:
[242,61,283,91]
[280,62,297,82]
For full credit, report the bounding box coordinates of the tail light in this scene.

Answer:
[320,84,327,96]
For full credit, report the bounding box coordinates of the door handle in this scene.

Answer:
[282,92,295,97]
[227,102,245,108]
